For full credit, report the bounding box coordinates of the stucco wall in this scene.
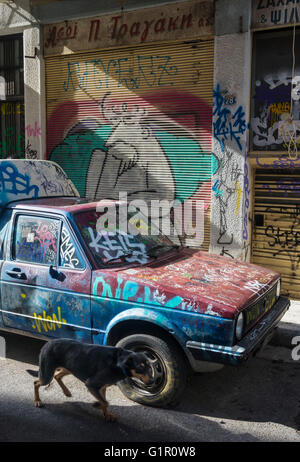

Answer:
[210,0,253,260]
[0,1,44,160]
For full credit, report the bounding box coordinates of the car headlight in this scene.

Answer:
[276,280,281,298]
[235,312,244,341]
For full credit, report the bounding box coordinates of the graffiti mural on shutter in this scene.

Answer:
[250,27,300,298]
[45,39,215,248]
[252,167,300,299]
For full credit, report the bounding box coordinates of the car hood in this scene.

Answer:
[115,249,280,319]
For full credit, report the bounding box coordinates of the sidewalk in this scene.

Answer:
[271,299,300,348]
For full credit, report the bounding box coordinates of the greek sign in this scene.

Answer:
[43,0,214,56]
[252,0,300,29]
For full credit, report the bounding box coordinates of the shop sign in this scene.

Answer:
[43,0,214,56]
[252,0,300,29]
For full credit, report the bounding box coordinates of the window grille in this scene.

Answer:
[0,34,24,159]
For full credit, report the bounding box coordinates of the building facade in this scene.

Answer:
[0,0,299,298]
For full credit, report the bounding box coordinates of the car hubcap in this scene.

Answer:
[127,345,167,396]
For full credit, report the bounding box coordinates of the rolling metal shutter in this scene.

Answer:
[252,168,300,299]
[45,39,214,248]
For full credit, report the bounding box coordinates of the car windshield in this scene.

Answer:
[74,206,176,268]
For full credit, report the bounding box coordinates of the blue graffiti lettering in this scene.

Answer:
[93,275,183,309]
[93,276,114,298]
[0,161,39,201]
[213,84,249,152]
[123,281,139,300]
[63,55,178,92]
[212,179,223,198]
[256,155,300,169]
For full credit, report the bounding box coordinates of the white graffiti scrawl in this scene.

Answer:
[88,228,149,264]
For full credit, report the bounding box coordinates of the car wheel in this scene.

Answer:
[116,334,188,408]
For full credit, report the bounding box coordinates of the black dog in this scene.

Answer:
[27,338,153,422]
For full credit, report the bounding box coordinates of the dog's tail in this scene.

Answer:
[26,369,39,378]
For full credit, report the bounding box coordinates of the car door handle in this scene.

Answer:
[6,268,27,280]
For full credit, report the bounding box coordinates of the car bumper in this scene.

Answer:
[186,296,290,366]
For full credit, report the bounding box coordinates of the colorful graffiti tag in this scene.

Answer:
[0,160,78,206]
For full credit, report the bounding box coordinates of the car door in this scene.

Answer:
[0,212,92,342]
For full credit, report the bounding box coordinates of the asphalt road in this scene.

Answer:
[0,331,299,443]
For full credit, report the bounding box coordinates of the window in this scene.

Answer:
[59,224,84,270]
[0,34,24,159]
[251,27,300,152]
[74,207,174,268]
[13,216,59,265]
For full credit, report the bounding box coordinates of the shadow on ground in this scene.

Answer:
[0,332,299,442]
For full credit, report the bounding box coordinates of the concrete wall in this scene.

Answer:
[210,0,252,260]
[0,1,44,160]
[32,0,189,24]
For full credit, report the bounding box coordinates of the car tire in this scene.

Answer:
[116,333,188,408]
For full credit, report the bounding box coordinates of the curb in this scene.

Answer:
[270,322,300,349]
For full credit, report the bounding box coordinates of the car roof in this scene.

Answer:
[7,197,121,216]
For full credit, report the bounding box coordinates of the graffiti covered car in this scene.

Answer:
[0,160,290,407]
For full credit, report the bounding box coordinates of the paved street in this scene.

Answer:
[0,332,299,443]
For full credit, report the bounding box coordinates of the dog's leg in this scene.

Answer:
[92,385,108,408]
[87,385,115,422]
[34,379,44,408]
[54,368,72,398]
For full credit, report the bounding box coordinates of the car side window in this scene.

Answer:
[59,224,84,270]
[13,215,60,265]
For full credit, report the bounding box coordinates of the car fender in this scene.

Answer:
[103,307,187,347]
